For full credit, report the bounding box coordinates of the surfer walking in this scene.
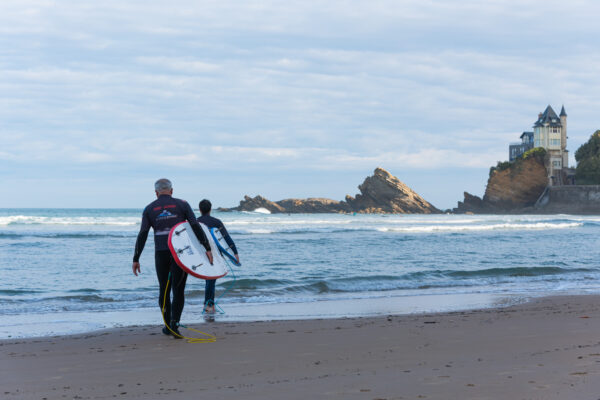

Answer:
[132,179,213,337]
[197,199,240,313]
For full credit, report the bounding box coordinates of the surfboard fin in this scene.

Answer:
[177,245,191,255]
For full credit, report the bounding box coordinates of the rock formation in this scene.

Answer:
[220,168,440,214]
[454,154,548,213]
[230,195,286,214]
[345,168,439,213]
[276,198,351,213]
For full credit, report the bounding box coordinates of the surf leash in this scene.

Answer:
[161,272,217,344]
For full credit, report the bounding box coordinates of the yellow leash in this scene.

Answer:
[161,274,216,343]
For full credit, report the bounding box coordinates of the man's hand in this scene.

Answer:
[235,254,240,264]
[132,262,141,276]
[206,251,214,265]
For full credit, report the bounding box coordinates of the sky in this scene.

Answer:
[1,0,600,210]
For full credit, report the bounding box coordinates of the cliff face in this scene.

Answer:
[220,167,440,214]
[454,156,548,213]
[483,157,548,208]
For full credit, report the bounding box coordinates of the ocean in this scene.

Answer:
[1,209,599,338]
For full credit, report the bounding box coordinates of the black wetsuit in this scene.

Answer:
[134,194,210,326]
[197,214,238,306]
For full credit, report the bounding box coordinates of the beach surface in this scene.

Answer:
[3,295,600,399]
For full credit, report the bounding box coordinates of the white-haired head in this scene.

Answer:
[154,178,173,194]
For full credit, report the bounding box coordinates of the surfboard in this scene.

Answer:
[209,227,241,266]
[168,221,228,279]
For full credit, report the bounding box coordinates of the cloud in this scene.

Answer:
[2,0,600,207]
[136,57,220,73]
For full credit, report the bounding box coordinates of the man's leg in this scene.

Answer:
[205,279,216,309]
[169,254,188,325]
[155,251,172,327]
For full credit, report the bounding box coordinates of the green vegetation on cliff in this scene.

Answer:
[575,130,600,184]
[522,147,547,162]
[489,147,547,177]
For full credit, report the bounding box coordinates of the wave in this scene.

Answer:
[0,215,139,226]
[0,289,43,295]
[227,222,583,235]
[0,232,137,239]
[185,267,596,297]
[59,294,117,303]
[378,222,583,233]
[231,227,373,235]
[406,266,592,280]
[227,219,354,226]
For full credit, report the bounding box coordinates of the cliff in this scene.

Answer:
[454,153,548,213]
[220,168,440,214]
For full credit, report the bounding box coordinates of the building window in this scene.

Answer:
[553,160,561,168]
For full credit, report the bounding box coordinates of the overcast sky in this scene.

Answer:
[2,0,600,209]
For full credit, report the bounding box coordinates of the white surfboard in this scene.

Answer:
[168,221,228,279]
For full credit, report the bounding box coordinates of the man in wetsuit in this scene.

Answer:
[132,179,213,337]
[197,199,239,313]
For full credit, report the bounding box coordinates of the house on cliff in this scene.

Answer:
[508,105,570,185]
[509,131,533,161]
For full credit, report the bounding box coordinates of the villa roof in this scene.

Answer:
[533,105,562,128]
[520,131,533,139]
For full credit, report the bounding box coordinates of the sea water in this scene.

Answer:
[1,209,600,338]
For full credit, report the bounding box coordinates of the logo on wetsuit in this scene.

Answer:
[157,209,177,221]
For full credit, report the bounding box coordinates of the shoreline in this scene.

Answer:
[0,291,533,340]
[3,294,600,399]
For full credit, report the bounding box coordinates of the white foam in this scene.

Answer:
[227,219,353,226]
[377,222,583,233]
[246,229,274,234]
[0,215,139,226]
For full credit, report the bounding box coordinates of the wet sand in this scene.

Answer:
[2,295,600,399]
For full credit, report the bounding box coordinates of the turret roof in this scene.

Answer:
[560,105,567,117]
[533,105,562,127]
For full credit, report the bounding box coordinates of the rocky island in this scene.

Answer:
[220,168,440,214]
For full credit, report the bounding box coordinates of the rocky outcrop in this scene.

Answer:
[276,198,351,213]
[220,167,440,214]
[454,155,548,213]
[345,168,439,213]
[230,195,286,214]
[454,191,488,214]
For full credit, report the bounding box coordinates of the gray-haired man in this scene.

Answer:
[132,178,213,337]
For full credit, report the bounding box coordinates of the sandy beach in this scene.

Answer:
[2,295,600,399]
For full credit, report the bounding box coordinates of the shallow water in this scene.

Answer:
[1,209,599,338]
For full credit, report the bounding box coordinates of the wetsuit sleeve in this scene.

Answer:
[133,208,151,262]
[218,221,238,254]
[183,201,211,252]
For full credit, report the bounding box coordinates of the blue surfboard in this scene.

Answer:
[209,227,241,266]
